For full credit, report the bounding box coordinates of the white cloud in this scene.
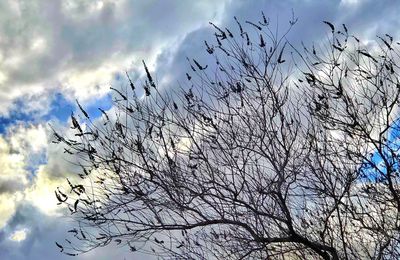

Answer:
[30,37,47,53]
[0,0,228,116]
[1,1,400,259]
[0,193,24,229]
[24,166,65,216]
[340,0,366,7]
[0,123,66,227]
[0,127,41,228]
[8,124,47,153]
[9,228,28,242]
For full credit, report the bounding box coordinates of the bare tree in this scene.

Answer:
[297,23,400,259]
[53,14,400,259]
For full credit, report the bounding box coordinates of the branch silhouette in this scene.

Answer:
[53,14,400,259]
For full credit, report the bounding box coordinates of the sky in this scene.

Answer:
[0,0,399,259]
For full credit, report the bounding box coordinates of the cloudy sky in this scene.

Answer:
[0,0,399,259]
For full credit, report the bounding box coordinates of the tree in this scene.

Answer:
[53,14,400,259]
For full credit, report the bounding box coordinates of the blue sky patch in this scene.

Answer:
[45,92,113,123]
[0,100,38,134]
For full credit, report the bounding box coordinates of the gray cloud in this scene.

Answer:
[0,202,157,260]
[0,178,25,194]
[2,1,400,259]
[0,0,228,115]
[146,0,400,101]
